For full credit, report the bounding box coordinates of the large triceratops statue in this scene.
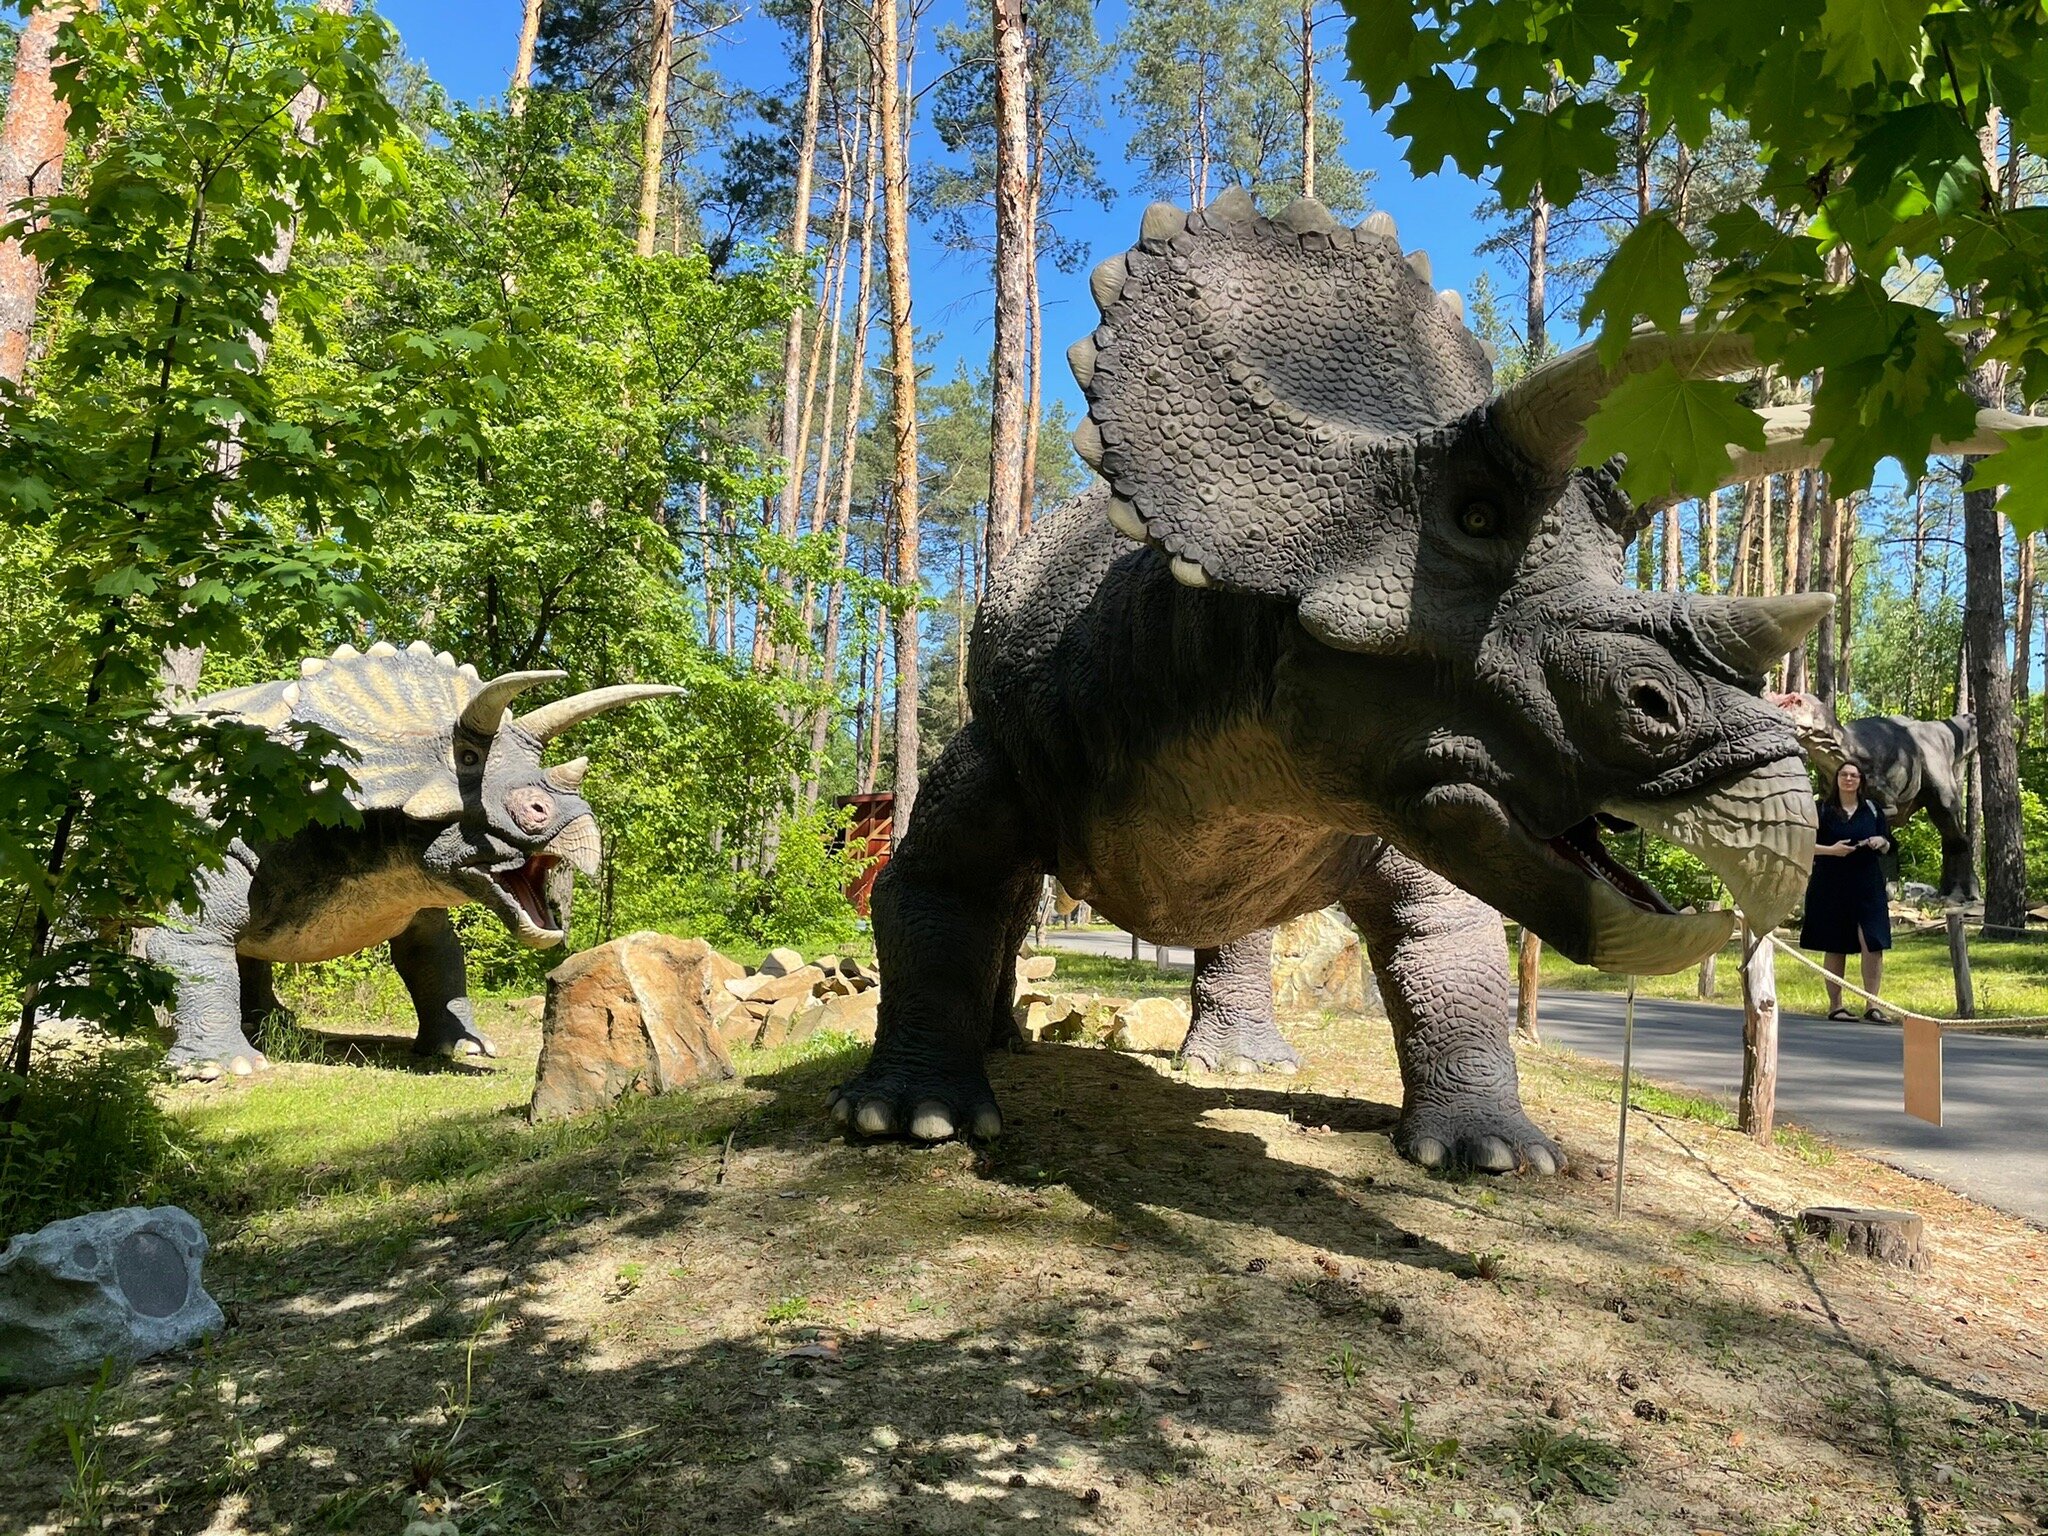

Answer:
[147,642,677,1078]
[829,190,2034,1172]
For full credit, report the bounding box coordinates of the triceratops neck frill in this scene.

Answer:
[1072,190,1491,605]
[194,641,489,816]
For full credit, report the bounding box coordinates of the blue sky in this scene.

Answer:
[377,0,1508,428]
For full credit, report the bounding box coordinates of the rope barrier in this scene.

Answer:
[1762,931,2048,1033]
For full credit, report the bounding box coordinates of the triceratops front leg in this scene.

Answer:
[391,908,496,1059]
[1179,930,1301,1074]
[149,861,269,1079]
[1344,847,1565,1176]
[831,723,1043,1141]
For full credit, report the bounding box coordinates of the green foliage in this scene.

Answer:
[0,0,491,1044]
[1577,364,1765,504]
[1364,1402,1463,1483]
[1602,827,1726,914]
[0,1042,192,1235]
[1340,0,2048,520]
[1505,1422,1631,1502]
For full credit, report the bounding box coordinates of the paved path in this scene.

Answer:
[1039,930,2048,1226]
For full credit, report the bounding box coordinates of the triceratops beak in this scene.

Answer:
[514,684,682,741]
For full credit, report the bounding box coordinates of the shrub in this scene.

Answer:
[0,1041,190,1235]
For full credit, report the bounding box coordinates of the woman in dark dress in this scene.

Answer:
[1798,761,1895,1020]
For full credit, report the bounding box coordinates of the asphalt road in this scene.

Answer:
[1038,929,2048,1226]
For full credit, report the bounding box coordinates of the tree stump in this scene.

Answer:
[1798,1206,1930,1271]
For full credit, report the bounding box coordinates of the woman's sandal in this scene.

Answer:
[1863,1008,1888,1023]
[1827,1007,1858,1021]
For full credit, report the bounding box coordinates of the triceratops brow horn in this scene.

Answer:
[514,683,683,741]
[1642,403,2048,509]
[1491,321,1758,481]
[1689,593,1833,677]
[459,670,567,735]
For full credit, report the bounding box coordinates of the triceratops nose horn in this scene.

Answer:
[515,683,682,741]
[460,670,567,734]
[1690,593,1834,676]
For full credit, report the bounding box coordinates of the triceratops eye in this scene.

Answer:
[1457,500,1502,538]
[458,747,481,769]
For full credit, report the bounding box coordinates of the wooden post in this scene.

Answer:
[1154,943,1171,968]
[1129,929,1141,962]
[1946,908,1976,1019]
[1515,929,1541,1043]
[1738,922,1778,1142]
[1696,904,1721,999]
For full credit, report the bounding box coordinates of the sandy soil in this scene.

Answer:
[4,1001,2045,1535]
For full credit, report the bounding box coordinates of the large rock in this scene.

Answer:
[531,933,737,1122]
[759,947,806,978]
[0,1206,223,1392]
[1109,996,1189,1052]
[1271,907,1380,1015]
[1016,954,1058,983]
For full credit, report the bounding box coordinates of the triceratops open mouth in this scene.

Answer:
[1545,818,1677,916]
[469,814,599,948]
[1523,755,1817,974]
[491,854,565,936]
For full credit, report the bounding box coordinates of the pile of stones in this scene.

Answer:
[715,948,879,1051]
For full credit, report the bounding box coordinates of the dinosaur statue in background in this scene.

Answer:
[827,191,2036,1173]
[148,642,677,1078]
[1768,691,1978,901]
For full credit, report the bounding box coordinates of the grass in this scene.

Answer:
[1027,949,1188,999]
[1503,1423,1631,1502]
[1527,924,2048,1027]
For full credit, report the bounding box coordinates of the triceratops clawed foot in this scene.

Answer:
[1395,1097,1566,1176]
[166,1024,270,1083]
[1178,1012,1302,1075]
[828,1057,1003,1143]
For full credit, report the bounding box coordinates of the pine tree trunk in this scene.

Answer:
[0,1,97,385]
[1524,71,1558,362]
[1785,470,1814,691]
[985,0,1031,579]
[805,88,883,808]
[511,0,544,112]
[1812,483,1841,701]
[1835,496,1856,700]
[878,0,922,832]
[635,0,676,257]
[1298,0,1316,198]
[2016,532,2035,750]
[1963,378,2027,931]
[1661,504,1681,592]
[773,0,826,549]
[1702,490,1719,593]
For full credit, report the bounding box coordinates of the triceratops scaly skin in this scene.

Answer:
[146,641,677,1078]
[829,192,1845,1172]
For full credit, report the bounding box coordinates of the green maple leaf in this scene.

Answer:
[1494,98,1619,209]
[1341,0,1447,105]
[1577,363,1766,504]
[1579,214,1696,365]
[1390,71,1507,178]
[1844,105,1984,221]
[1965,428,2048,536]
[1818,0,1932,88]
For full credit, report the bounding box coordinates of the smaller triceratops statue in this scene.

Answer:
[146,641,677,1078]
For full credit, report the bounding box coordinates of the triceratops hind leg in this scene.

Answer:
[1180,930,1300,1073]
[1344,849,1565,1176]
[392,908,496,1059]
[830,722,1043,1142]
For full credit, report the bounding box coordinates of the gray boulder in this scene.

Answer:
[0,1205,223,1391]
